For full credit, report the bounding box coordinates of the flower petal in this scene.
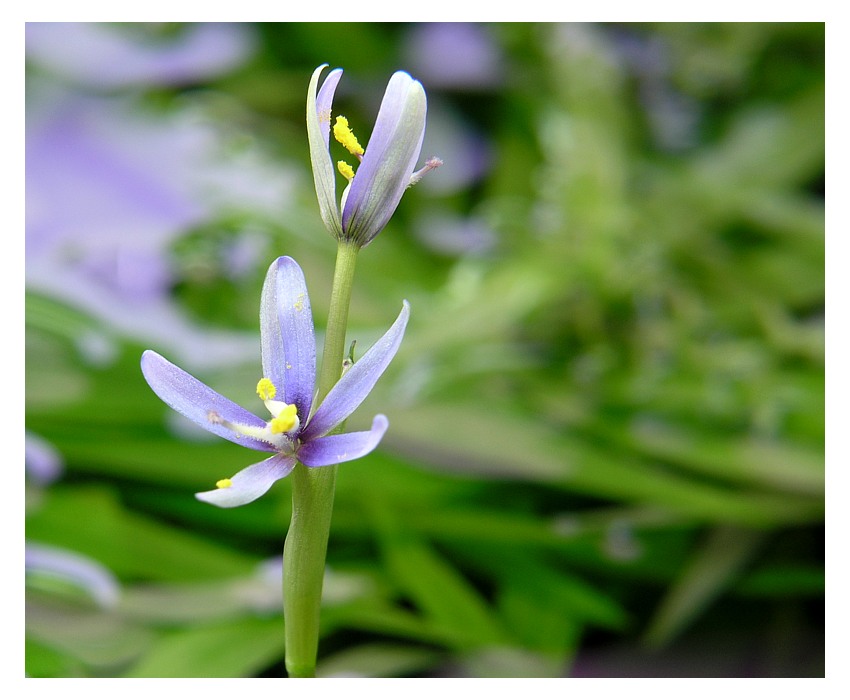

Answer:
[260,258,285,390]
[195,453,296,508]
[342,72,427,246]
[307,64,343,237]
[302,301,409,440]
[141,350,275,452]
[316,66,343,149]
[261,257,316,420]
[298,414,388,467]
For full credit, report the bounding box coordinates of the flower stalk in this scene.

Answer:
[283,240,359,678]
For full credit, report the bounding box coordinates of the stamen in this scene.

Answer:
[207,409,288,450]
[408,156,443,188]
[337,160,355,181]
[216,478,233,489]
[333,116,364,156]
[257,378,277,401]
[269,404,299,434]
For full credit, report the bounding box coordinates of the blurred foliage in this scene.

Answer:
[25,22,824,677]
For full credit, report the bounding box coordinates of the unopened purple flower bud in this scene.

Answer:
[307,65,440,247]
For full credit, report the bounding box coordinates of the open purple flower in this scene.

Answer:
[141,256,409,508]
[307,64,441,248]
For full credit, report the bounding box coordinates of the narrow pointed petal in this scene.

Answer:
[141,350,275,452]
[342,72,427,245]
[316,67,343,149]
[195,453,296,508]
[307,64,343,236]
[260,257,316,419]
[260,258,285,390]
[302,301,410,440]
[299,415,388,467]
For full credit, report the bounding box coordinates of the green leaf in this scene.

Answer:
[124,617,284,678]
[362,491,506,648]
[27,486,257,581]
[317,643,440,678]
[386,401,823,527]
[642,525,766,648]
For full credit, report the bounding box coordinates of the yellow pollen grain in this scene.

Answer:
[333,116,364,156]
[270,404,298,434]
[216,478,233,489]
[256,378,277,400]
[337,160,355,181]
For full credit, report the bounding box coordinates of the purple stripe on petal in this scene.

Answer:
[299,414,388,467]
[276,256,316,419]
[260,258,285,390]
[141,350,275,452]
[195,453,296,508]
[316,68,343,149]
[303,301,409,440]
[342,72,427,245]
[307,65,342,236]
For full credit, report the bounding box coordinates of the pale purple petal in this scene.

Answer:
[316,67,343,149]
[276,256,316,419]
[299,415,388,467]
[141,350,275,452]
[342,72,427,245]
[260,258,286,390]
[260,256,315,418]
[195,453,296,508]
[307,65,342,236]
[303,301,409,440]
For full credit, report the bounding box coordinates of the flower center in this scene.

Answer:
[206,378,301,452]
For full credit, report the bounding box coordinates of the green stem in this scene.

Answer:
[283,241,359,678]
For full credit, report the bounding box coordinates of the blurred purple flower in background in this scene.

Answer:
[404,23,503,90]
[414,211,496,257]
[26,543,121,608]
[25,23,298,369]
[26,22,254,89]
[25,432,64,486]
[612,31,700,152]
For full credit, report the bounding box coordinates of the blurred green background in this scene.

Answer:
[25,22,824,677]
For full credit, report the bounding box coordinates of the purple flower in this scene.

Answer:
[26,543,120,608]
[404,23,504,90]
[25,22,254,88]
[307,64,440,247]
[141,256,409,508]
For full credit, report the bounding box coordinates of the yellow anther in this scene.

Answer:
[269,404,298,434]
[256,378,277,401]
[337,160,355,181]
[333,116,364,156]
[216,478,233,489]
